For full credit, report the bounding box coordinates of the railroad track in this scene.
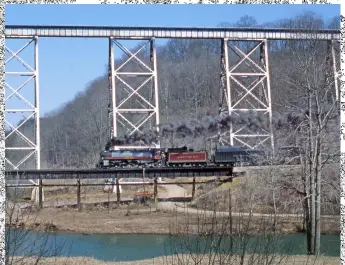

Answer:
[5,166,234,180]
[5,163,306,180]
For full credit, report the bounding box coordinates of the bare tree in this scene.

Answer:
[163,186,331,265]
[5,182,70,264]
[275,34,339,255]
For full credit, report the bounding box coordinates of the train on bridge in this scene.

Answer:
[96,145,300,169]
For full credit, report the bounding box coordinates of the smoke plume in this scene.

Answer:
[105,108,339,150]
[105,111,272,149]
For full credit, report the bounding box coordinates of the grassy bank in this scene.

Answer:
[11,206,340,236]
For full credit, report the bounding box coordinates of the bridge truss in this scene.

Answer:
[218,38,274,149]
[4,25,341,171]
[108,37,160,148]
[5,36,40,170]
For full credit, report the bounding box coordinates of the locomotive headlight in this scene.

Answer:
[103,160,109,166]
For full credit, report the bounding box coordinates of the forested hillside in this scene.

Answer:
[5,11,340,169]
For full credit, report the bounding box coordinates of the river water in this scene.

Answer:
[7,229,339,262]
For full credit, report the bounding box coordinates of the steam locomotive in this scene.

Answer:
[96,145,265,169]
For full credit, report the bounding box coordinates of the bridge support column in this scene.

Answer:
[330,40,341,101]
[77,179,81,212]
[38,179,43,209]
[30,179,44,205]
[219,38,232,145]
[5,36,42,204]
[154,177,158,204]
[218,38,274,151]
[111,178,122,194]
[116,178,121,204]
[108,37,160,149]
[191,177,196,200]
[5,36,41,169]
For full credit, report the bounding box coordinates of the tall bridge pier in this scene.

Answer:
[218,38,274,150]
[108,37,160,148]
[5,36,40,170]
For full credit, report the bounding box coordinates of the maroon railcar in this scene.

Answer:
[167,151,208,166]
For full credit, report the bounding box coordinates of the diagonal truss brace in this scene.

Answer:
[108,37,160,148]
[218,38,274,151]
[5,37,41,171]
[330,40,341,101]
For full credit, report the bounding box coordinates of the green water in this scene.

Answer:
[7,229,340,262]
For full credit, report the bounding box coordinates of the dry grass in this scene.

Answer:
[9,182,169,209]
[14,206,339,236]
[215,178,242,192]
[10,179,169,203]
[165,176,231,197]
[12,255,340,265]
[191,164,340,216]
[19,207,184,234]
[41,185,169,208]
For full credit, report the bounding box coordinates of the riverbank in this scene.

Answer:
[12,255,340,265]
[12,203,340,236]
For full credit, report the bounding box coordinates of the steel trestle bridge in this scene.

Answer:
[5,25,341,176]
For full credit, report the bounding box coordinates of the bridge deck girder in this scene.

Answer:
[5,25,340,40]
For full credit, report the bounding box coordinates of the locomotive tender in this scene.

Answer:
[97,145,263,169]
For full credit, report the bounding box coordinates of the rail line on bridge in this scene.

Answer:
[5,163,304,180]
[5,166,234,180]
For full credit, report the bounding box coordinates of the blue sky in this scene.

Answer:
[5,4,340,118]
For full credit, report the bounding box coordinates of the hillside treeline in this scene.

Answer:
[5,11,340,169]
